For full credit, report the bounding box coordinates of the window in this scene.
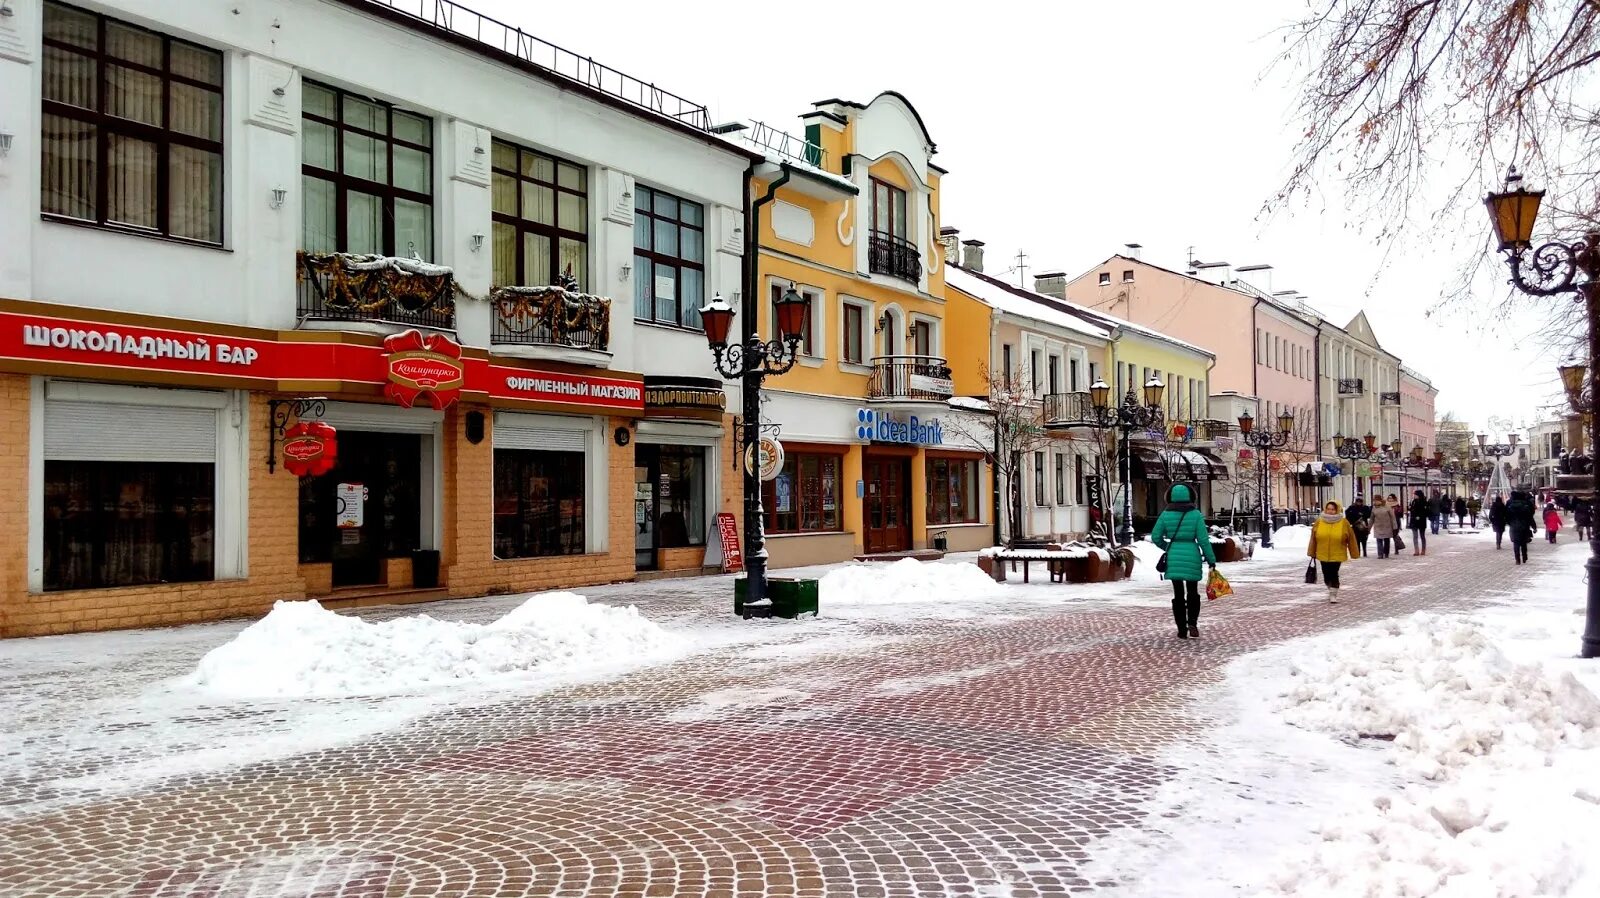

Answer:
[871,178,908,241]
[633,185,705,328]
[1098,272,1111,286]
[41,2,224,243]
[1075,455,1085,504]
[765,452,842,533]
[302,80,433,258]
[843,302,866,364]
[1054,454,1066,505]
[869,179,916,280]
[491,139,588,290]
[44,460,215,591]
[1002,344,1014,387]
[1089,362,1100,388]
[911,319,933,357]
[1034,451,1047,507]
[656,446,707,547]
[1048,355,1061,394]
[1122,269,1134,283]
[1069,358,1080,392]
[493,449,585,558]
[928,456,979,524]
[1030,349,1042,392]
[772,283,814,356]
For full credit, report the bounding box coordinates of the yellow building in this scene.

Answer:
[741,93,993,566]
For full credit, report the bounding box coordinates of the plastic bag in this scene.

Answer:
[1207,568,1233,601]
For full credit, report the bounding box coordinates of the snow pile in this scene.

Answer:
[1128,539,1166,583]
[1273,612,1600,781]
[820,558,1005,605]
[1268,523,1311,554]
[186,593,682,697]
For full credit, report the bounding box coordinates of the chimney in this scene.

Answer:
[1235,263,1273,295]
[939,226,960,265]
[961,239,985,273]
[1033,271,1067,299]
[1124,242,1142,261]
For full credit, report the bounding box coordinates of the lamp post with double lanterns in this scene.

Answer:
[1332,431,1382,506]
[698,283,809,615]
[1484,166,1600,658]
[1237,408,1296,549]
[1083,377,1166,546]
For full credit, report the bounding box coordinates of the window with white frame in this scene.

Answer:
[841,299,868,365]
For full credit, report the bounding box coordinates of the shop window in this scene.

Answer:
[43,460,215,591]
[493,449,585,558]
[928,456,979,524]
[656,445,706,546]
[764,452,843,533]
[41,1,225,243]
[490,139,588,290]
[633,185,705,329]
[298,433,422,565]
[301,80,433,258]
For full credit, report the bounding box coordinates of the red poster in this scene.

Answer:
[282,421,338,477]
[715,511,743,573]
[383,330,465,410]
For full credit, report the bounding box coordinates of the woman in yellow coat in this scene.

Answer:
[1307,500,1360,603]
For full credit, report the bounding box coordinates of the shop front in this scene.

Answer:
[631,376,734,574]
[0,300,646,637]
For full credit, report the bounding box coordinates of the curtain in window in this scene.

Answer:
[43,460,215,591]
[493,449,586,558]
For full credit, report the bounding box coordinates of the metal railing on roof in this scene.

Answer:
[742,120,826,169]
[360,0,711,131]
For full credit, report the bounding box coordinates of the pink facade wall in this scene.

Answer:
[1400,373,1436,453]
[1252,309,1319,453]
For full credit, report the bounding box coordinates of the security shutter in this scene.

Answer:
[319,401,440,435]
[494,412,590,452]
[44,400,217,463]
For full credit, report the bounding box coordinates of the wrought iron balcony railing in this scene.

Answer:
[1337,378,1365,397]
[868,231,922,283]
[490,285,611,350]
[1380,391,1401,406]
[868,355,952,401]
[1042,391,1093,425]
[296,251,456,330]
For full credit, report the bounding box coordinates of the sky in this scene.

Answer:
[467,0,1573,437]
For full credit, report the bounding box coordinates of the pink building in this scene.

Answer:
[1399,367,1437,454]
[1049,254,1322,511]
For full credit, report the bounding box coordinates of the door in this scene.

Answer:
[299,431,422,588]
[635,445,659,571]
[863,453,911,553]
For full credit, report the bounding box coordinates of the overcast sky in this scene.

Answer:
[472,0,1570,437]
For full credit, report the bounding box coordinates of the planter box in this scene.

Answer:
[734,577,819,619]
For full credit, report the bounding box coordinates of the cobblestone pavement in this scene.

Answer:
[0,530,1563,897]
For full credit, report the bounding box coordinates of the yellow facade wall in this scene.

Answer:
[943,284,997,396]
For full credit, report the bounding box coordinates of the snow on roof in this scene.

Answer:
[945,267,1109,341]
[1063,297,1215,358]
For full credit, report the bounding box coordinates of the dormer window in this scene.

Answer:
[1098,272,1111,286]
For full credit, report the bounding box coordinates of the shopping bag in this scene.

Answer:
[1394,533,1405,550]
[1304,560,1318,584]
[1206,568,1233,601]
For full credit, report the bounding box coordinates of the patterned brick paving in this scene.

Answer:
[0,531,1560,896]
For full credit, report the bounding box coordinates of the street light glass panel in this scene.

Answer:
[774,285,809,341]
[698,294,735,347]
[1391,438,1403,456]
[1143,376,1165,409]
[1090,379,1111,410]
[1237,411,1255,434]
[1561,361,1587,411]
[1277,410,1295,435]
[1331,431,1345,447]
[1484,169,1544,251]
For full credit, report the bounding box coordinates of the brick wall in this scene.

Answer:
[0,381,306,638]
[719,413,744,559]
[657,546,706,571]
[443,406,636,597]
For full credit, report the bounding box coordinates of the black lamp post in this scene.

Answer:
[1238,408,1295,548]
[699,283,807,615]
[1485,165,1600,658]
[1332,431,1381,506]
[1082,377,1166,546]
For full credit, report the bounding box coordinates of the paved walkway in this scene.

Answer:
[0,530,1567,897]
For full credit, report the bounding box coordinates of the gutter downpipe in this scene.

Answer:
[739,163,791,608]
[990,307,1003,548]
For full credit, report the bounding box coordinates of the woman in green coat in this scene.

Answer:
[1150,483,1217,639]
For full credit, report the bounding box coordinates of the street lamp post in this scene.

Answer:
[698,284,808,615]
[1332,431,1381,506]
[1238,408,1296,549]
[1484,165,1600,658]
[1083,377,1166,546]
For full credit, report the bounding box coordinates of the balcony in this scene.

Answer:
[868,231,922,284]
[1042,391,1093,425]
[1380,391,1401,407]
[296,252,456,331]
[1337,378,1364,397]
[868,355,952,402]
[490,284,612,364]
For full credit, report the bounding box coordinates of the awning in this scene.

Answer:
[1191,448,1230,481]
[1129,447,1223,482]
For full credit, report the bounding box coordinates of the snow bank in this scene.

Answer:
[820,557,1005,605]
[186,593,682,697]
[1128,539,1165,583]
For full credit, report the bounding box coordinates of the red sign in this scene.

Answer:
[715,511,743,573]
[487,364,645,411]
[1269,457,1283,471]
[282,421,338,477]
[383,330,464,410]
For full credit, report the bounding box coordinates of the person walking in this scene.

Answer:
[1346,495,1372,557]
[1544,501,1563,544]
[1370,495,1399,558]
[1489,495,1508,549]
[1575,500,1593,542]
[1150,483,1217,640]
[1387,494,1406,553]
[1455,496,1469,528]
[1409,490,1431,556]
[1507,490,1537,564]
[1308,500,1360,603]
[1429,490,1445,535]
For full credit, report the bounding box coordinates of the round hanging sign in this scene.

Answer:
[282,420,338,477]
[744,435,785,482]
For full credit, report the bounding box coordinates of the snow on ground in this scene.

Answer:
[820,557,1008,607]
[1082,541,1600,897]
[187,592,681,698]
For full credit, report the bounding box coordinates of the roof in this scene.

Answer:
[1072,254,1322,327]
[944,267,1109,342]
[812,91,939,152]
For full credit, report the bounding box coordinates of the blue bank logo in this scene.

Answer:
[855,408,943,446]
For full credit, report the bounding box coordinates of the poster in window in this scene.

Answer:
[335,483,367,528]
[654,274,676,303]
[822,476,836,510]
[658,474,671,498]
[775,473,792,513]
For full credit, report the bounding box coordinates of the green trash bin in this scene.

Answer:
[733,576,818,619]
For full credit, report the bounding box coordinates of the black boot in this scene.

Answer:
[1171,598,1188,638]
[1187,595,1202,639]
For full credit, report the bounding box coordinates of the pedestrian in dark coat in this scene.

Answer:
[1387,494,1406,551]
[1429,491,1445,534]
[1489,496,1508,549]
[1346,496,1372,557]
[1507,491,1537,564]
[1409,491,1432,556]
[1150,483,1217,640]
[1575,500,1593,542]
[1455,496,1469,528]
